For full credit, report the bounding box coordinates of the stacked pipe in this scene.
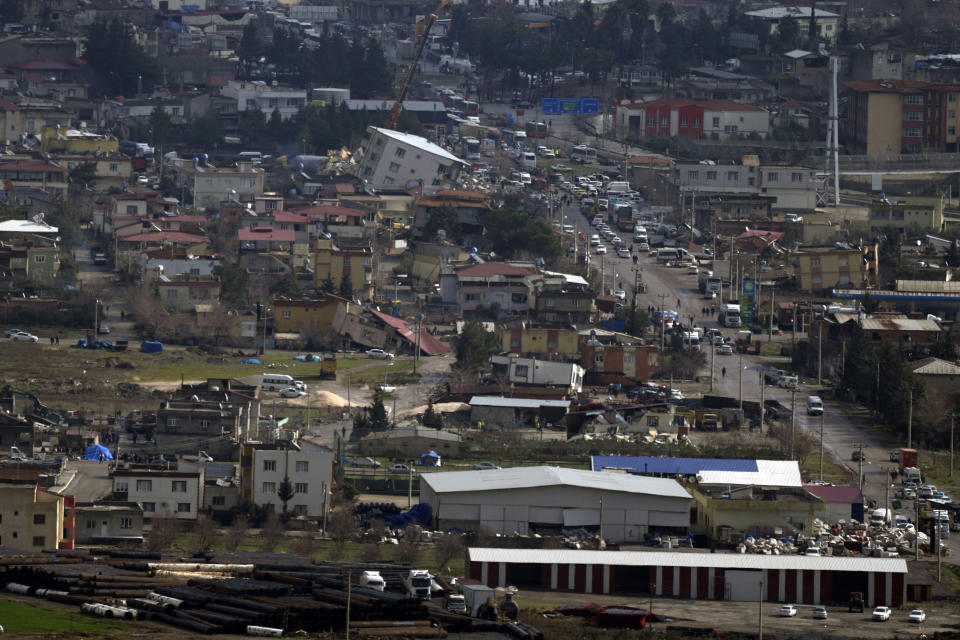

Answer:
[351,620,446,638]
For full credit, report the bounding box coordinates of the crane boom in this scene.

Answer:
[385,0,451,130]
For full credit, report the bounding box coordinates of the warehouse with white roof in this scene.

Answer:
[467,548,908,607]
[419,466,691,542]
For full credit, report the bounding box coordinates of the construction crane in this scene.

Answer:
[384,0,452,130]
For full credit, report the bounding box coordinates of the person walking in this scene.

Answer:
[721,367,727,378]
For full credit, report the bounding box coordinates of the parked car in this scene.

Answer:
[715,344,734,355]
[473,461,501,470]
[10,332,38,342]
[97,324,111,335]
[595,245,607,255]
[613,290,626,302]
[907,609,926,623]
[279,387,307,398]
[932,490,951,501]
[638,242,650,252]
[352,457,382,468]
[367,349,395,360]
[872,606,891,621]
[388,463,411,473]
[686,265,699,275]
[813,606,828,620]
[851,450,866,462]
[779,605,797,617]
[3,328,26,337]
[778,375,799,389]
[376,383,397,393]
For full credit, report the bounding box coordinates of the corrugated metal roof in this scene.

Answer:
[911,357,960,376]
[699,461,802,488]
[591,456,759,475]
[896,280,960,293]
[466,548,907,573]
[469,396,571,409]
[804,484,863,503]
[421,466,691,499]
[859,318,940,332]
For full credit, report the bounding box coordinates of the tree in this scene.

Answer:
[481,208,560,259]
[237,22,263,78]
[434,534,465,572]
[191,514,219,553]
[425,205,462,242]
[369,392,390,431]
[149,105,175,148]
[327,508,357,542]
[68,162,98,191]
[774,17,800,53]
[271,270,299,297]
[259,511,283,551]
[146,517,180,553]
[422,402,444,429]
[339,274,354,299]
[213,263,249,307]
[454,319,497,377]
[277,475,295,515]
[224,514,249,552]
[321,276,336,293]
[291,521,318,558]
[83,19,159,98]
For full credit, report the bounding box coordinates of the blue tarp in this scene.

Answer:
[419,450,441,467]
[141,341,163,354]
[294,354,322,362]
[242,358,262,364]
[387,502,433,529]
[82,444,114,461]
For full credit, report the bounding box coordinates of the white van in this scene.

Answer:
[262,374,305,391]
[869,508,891,527]
[807,395,823,416]
[237,151,263,165]
[359,570,385,591]
[521,152,537,169]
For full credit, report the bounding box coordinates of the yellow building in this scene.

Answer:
[312,237,374,300]
[496,324,581,359]
[41,125,119,154]
[793,244,878,294]
[867,196,945,233]
[0,481,65,551]
[690,485,823,539]
[273,294,346,334]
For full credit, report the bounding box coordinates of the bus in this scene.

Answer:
[525,121,548,138]
[571,145,597,164]
[521,151,537,169]
[721,303,742,328]
[462,137,481,160]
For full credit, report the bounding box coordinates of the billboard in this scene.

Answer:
[740,278,755,326]
[542,98,600,115]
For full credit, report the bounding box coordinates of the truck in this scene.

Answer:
[721,304,742,328]
[898,448,918,469]
[849,592,864,612]
[401,569,432,599]
[697,270,714,293]
[319,354,338,380]
[616,205,635,231]
[359,570,385,591]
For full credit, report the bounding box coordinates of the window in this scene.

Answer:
[34,255,45,263]
[383,176,394,185]
[660,117,668,126]
[903,128,922,137]
[810,258,821,267]
[679,116,689,127]
[136,480,152,492]
[142,502,155,513]
[951,94,957,102]
[199,419,210,430]
[294,505,308,516]
[905,111,922,122]
[838,257,849,267]
[176,503,191,513]
[296,461,309,473]
[33,514,45,525]
[905,94,923,105]
[263,460,277,472]
[86,519,96,529]
[295,482,308,494]
[212,495,226,506]
[362,257,372,267]
[811,275,822,284]
[394,147,406,158]
[594,352,604,364]
[706,171,717,180]
[110,163,118,172]
[726,171,739,181]
[687,170,699,180]
[281,310,291,319]
[33,536,45,547]
[166,417,177,429]
[712,117,720,128]
[693,118,702,127]
[647,116,655,126]
[950,127,957,136]
[388,162,401,173]
[515,365,529,377]
[766,172,779,182]
[171,481,187,493]
[950,110,957,119]
[262,482,276,494]
[792,172,803,182]
[120,517,133,530]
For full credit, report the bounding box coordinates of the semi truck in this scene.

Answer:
[401,569,432,599]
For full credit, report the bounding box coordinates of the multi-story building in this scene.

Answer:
[616,98,770,141]
[866,195,945,233]
[157,378,260,442]
[221,80,307,121]
[140,247,221,285]
[439,262,538,316]
[0,480,66,551]
[489,355,585,393]
[0,159,68,199]
[170,158,265,208]
[743,6,841,43]
[355,126,467,194]
[73,502,144,544]
[792,244,879,293]
[534,271,596,324]
[673,161,818,210]
[273,295,346,335]
[845,79,960,154]
[311,237,374,300]
[617,63,662,88]
[496,323,581,360]
[239,440,334,518]
[112,468,205,520]
[156,279,221,312]
[579,331,660,386]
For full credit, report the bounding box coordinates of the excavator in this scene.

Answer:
[384,0,452,130]
[2,386,65,427]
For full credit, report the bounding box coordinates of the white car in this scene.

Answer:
[907,609,925,623]
[279,387,307,398]
[813,606,828,620]
[352,456,382,468]
[3,328,26,337]
[779,605,797,617]
[474,461,501,470]
[715,344,734,355]
[617,248,630,258]
[10,332,38,342]
[638,242,650,252]
[376,383,397,393]
[367,349,395,360]
[595,246,607,255]
[388,463,411,473]
[613,290,626,302]
[687,265,699,274]
[872,606,891,621]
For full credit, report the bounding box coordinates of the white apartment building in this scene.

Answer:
[112,469,205,520]
[241,440,334,518]
[221,81,308,121]
[673,162,819,210]
[356,127,467,194]
[170,158,265,208]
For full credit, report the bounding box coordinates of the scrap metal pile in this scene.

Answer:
[0,549,538,637]
[734,517,946,557]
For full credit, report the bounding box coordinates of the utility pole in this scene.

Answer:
[915,496,921,560]
[951,413,955,478]
[345,571,352,640]
[816,320,823,385]
[656,293,668,348]
[758,370,765,434]
[789,388,797,459]
[907,388,913,450]
[858,443,864,490]
[768,284,775,342]
[758,578,764,640]
[738,352,744,412]
[710,337,715,392]
[819,411,825,482]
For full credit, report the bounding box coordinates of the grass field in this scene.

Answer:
[0,599,131,633]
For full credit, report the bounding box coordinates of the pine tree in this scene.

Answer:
[422,403,444,429]
[369,393,390,431]
[277,475,294,515]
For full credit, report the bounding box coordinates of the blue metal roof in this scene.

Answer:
[591,456,759,475]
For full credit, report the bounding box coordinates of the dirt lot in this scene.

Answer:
[515,590,957,639]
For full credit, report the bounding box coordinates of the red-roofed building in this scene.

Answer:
[156,279,221,312]
[413,189,491,239]
[117,231,208,251]
[804,484,864,522]
[0,159,68,198]
[440,262,539,315]
[615,97,770,141]
[238,227,295,252]
[365,307,450,355]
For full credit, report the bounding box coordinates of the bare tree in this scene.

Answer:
[360,542,382,563]
[394,540,419,565]
[259,511,283,551]
[191,514,219,553]
[433,534,465,572]
[327,509,357,543]
[146,517,181,553]
[291,521,318,558]
[224,514,250,552]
